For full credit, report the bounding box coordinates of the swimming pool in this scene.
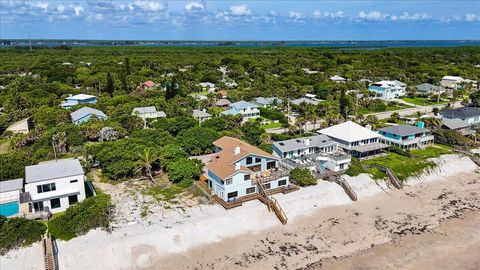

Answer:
[0,201,19,217]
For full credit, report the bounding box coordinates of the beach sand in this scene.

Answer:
[1,155,479,270]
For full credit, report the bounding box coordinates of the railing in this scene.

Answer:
[270,197,288,225]
[381,135,435,147]
[365,164,403,189]
[253,169,290,185]
[43,235,57,270]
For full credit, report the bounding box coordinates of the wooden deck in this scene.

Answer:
[43,236,57,270]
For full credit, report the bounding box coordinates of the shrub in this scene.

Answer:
[0,217,47,255]
[48,193,111,241]
[259,107,288,125]
[166,158,202,185]
[176,127,219,155]
[345,158,365,177]
[290,168,317,187]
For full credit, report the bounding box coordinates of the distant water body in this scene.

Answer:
[1,40,480,49]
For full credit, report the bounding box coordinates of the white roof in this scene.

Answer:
[67,94,96,100]
[305,93,317,98]
[330,75,346,81]
[442,76,463,81]
[0,178,23,193]
[25,159,84,183]
[192,109,211,118]
[318,121,380,143]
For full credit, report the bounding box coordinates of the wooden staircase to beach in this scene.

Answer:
[453,147,480,167]
[256,179,288,225]
[330,176,358,201]
[43,235,57,270]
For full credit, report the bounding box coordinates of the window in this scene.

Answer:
[255,157,261,163]
[267,161,276,170]
[278,180,287,186]
[246,187,256,194]
[68,195,78,205]
[227,191,238,199]
[50,198,61,209]
[37,183,56,193]
[246,157,253,165]
[264,183,271,189]
[244,174,250,181]
[225,178,233,185]
[70,180,78,183]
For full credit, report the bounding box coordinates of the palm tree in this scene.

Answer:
[52,131,68,154]
[135,148,158,184]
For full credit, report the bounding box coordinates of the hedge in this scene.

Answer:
[0,216,47,255]
[48,193,111,241]
[290,168,317,187]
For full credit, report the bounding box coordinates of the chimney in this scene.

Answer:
[68,94,73,97]
[235,162,240,170]
[233,146,240,155]
[365,124,372,130]
[304,138,311,146]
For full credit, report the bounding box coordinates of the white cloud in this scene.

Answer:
[314,10,344,19]
[133,1,167,12]
[391,12,430,21]
[73,6,84,16]
[185,1,205,11]
[32,2,49,10]
[230,5,251,16]
[56,5,65,13]
[289,11,301,19]
[358,11,388,21]
[465,13,480,22]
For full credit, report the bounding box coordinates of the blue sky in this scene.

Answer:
[1,1,479,40]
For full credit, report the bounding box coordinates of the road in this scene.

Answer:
[266,101,463,134]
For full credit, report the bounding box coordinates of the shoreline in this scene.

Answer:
[1,154,478,270]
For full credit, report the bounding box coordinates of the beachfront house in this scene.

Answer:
[6,118,32,135]
[24,159,87,215]
[318,121,388,158]
[253,97,282,108]
[441,107,480,126]
[132,107,166,121]
[206,136,290,202]
[377,124,434,149]
[368,80,406,100]
[440,76,463,90]
[220,100,260,123]
[193,109,212,123]
[272,135,351,172]
[71,107,107,125]
[330,75,347,83]
[61,94,97,109]
[291,94,322,106]
[441,118,472,136]
[0,179,24,217]
[415,83,446,95]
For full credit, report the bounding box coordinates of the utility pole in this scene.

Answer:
[51,140,57,161]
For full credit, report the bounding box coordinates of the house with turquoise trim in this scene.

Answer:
[206,136,290,202]
[70,107,107,125]
[61,94,97,109]
[377,124,434,149]
[220,100,260,123]
[368,80,406,100]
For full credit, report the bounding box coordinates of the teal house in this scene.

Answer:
[70,107,107,125]
[378,124,434,149]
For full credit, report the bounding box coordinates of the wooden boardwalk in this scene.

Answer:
[43,236,57,270]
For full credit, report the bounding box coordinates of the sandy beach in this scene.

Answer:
[1,154,479,270]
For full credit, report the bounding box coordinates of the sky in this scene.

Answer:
[1,1,479,40]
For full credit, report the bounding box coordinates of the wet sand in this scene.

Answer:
[155,171,480,270]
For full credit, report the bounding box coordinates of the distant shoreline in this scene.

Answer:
[1,40,480,49]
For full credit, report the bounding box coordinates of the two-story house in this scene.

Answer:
[24,159,87,214]
[377,124,434,149]
[132,107,167,121]
[61,94,97,109]
[272,135,351,172]
[206,136,290,202]
[318,121,388,158]
[442,107,480,126]
[368,80,406,100]
[71,107,107,125]
[415,83,446,95]
[441,76,463,90]
[441,118,471,136]
[220,100,260,123]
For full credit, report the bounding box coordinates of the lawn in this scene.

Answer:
[358,103,411,115]
[363,145,452,181]
[262,122,283,130]
[401,97,447,106]
[0,139,9,154]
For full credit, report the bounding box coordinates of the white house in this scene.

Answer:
[206,136,290,202]
[132,107,166,120]
[220,100,260,123]
[193,109,212,123]
[199,82,216,92]
[24,159,87,214]
[318,121,388,158]
[291,93,322,106]
[272,135,351,172]
[61,94,97,109]
[368,80,407,99]
[6,118,31,134]
[330,75,347,83]
[440,76,463,90]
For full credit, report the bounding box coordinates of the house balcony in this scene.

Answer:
[381,135,435,148]
[251,168,290,185]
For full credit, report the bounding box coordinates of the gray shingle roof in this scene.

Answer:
[0,178,23,193]
[291,98,320,106]
[70,107,107,122]
[442,118,470,130]
[25,159,84,184]
[378,124,428,136]
[192,109,211,118]
[416,83,445,93]
[230,100,258,110]
[132,106,157,114]
[442,107,480,120]
[273,134,337,153]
